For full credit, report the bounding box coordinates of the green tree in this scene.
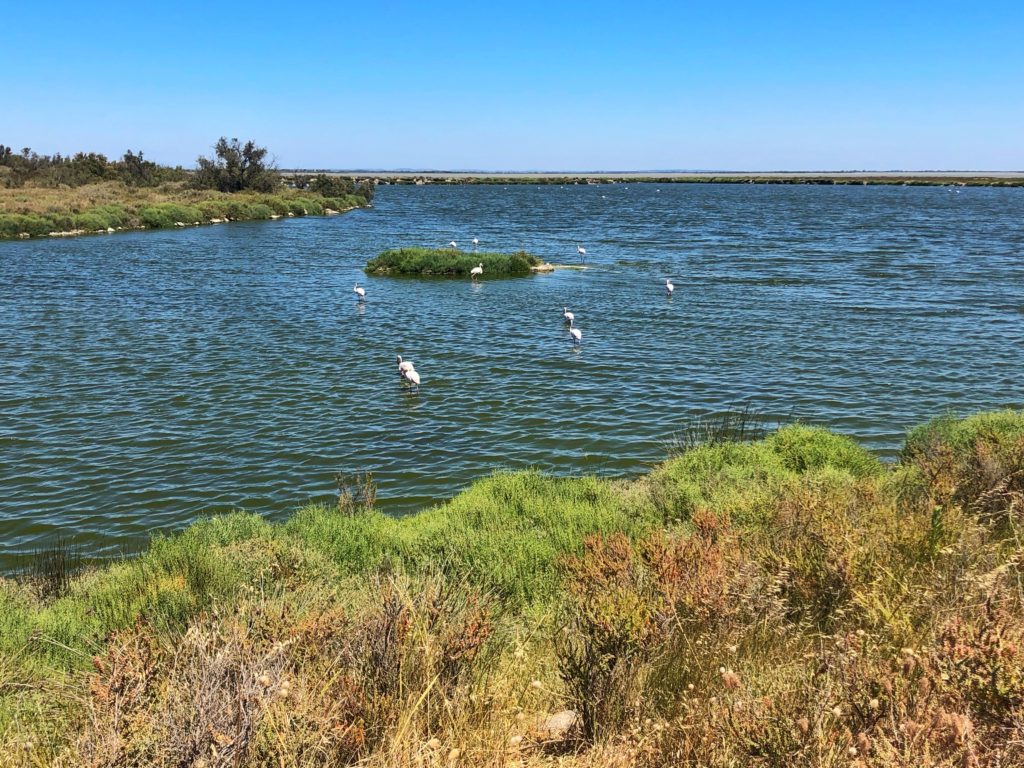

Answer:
[194,137,279,193]
[308,173,355,197]
[356,179,375,202]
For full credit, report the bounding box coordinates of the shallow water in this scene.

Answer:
[2,183,1023,560]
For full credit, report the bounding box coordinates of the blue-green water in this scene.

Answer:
[2,183,1022,560]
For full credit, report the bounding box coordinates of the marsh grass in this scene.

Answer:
[335,470,378,514]
[3,411,1024,766]
[0,181,369,238]
[365,247,542,277]
[17,538,83,600]
[665,403,780,455]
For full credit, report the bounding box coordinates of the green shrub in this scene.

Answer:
[259,196,291,216]
[651,424,880,528]
[139,206,173,228]
[139,203,203,229]
[308,173,355,197]
[768,425,880,477]
[286,470,656,605]
[89,204,130,227]
[903,410,1024,526]
[45,213,74,231]
[903,410,1024,461]
[300,197,323,215]
[72,212,108,231]
[197,199,229,219]
[0,213,51,237]
[365,247,542,277]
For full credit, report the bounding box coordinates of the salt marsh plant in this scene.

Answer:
[3,411,1023,766]
[365,247,542,277]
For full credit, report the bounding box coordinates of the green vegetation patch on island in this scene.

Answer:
[5,409,1024,765]
[366,246,543,277]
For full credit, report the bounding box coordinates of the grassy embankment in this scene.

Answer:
[0,182,369,240]
[366,247,543,277]
[3,411,1024,766]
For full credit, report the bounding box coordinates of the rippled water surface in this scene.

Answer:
[2,184,1023,559]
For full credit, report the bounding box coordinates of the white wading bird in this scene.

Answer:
[396,355,415,376]
[665,278,675,296]
[470,262,483,280]
[401,366,421,391]
[448,240,458,249]
[562,306,575,325]
[353,283,366,301]
[569,326,582,345]
[472,237,479,248]
[576,244,586,262]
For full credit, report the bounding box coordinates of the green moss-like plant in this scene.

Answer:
[365,247,542,277]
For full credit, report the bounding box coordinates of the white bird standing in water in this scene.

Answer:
[353,283,366,301]
[448,240,458,249]
[396,355,414,376]
[569,327,582,345]
[576,244,586,262]
[562,306,575,325]
[470,262,483,280]
[401,366,421,391]
[472,237,480,248]
[665,278,675,296]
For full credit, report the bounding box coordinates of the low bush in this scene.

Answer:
[139,203,203,229]
[0,213,51,237]
[366,247,542,277]
[71,212,109,231]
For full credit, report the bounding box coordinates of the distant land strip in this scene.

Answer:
[285,170,1024,187]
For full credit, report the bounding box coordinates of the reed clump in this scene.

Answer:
[2,410,1023,766]
[365,247,542,277]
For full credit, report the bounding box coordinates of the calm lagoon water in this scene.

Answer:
[2,183,1023,560]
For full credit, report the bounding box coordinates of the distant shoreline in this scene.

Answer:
[287,170,1024,187]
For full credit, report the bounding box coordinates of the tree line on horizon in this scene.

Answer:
[0,138,373,200]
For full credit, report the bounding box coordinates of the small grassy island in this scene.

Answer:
[0,138,374,240]
[365,246,543,277]
[4,410,1024,766]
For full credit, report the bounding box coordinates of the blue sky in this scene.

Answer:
[2,1,1022,170]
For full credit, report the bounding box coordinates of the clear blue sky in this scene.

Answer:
[3,1,1022,171]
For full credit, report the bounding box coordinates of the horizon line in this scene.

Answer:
[278,168,1024,175]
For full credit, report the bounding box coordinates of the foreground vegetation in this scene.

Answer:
[3,410,1024,767]
[366,247,543,277]
[0,139,374,239]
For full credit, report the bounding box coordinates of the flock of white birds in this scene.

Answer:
[350,240,677,394]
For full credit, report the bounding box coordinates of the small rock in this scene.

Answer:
[531,710,580,742]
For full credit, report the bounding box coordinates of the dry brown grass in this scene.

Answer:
[0,180,193,216]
